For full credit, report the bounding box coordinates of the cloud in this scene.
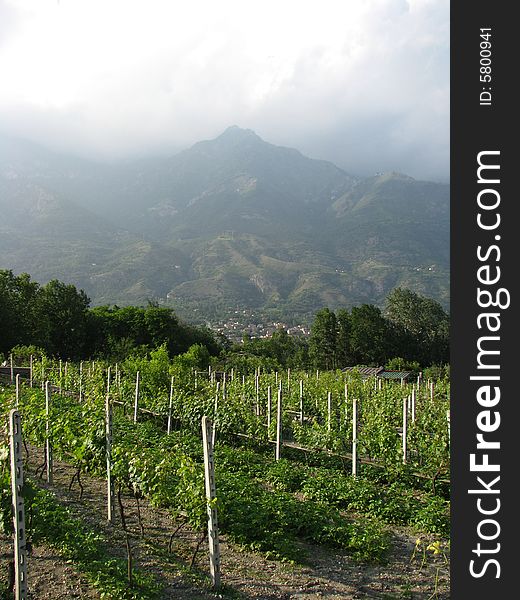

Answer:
[0,0,449,180]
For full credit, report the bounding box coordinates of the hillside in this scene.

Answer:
[0,128,449,321]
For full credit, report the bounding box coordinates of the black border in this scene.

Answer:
[451,2,517,597]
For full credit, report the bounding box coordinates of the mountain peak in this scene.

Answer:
[215,125,263,142]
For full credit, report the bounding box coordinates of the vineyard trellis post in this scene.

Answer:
[167,376,174,435]
[255,374,260,416]
[15,374,20,408]
[29,355,33,388]
[9,409,28,600]
[106,366,111,397]
[411,386,416,422]
[275,387,282,461]
[45,381,53,484]
[212,382,220,447]
[402,396,408,464]
[79,361,83,402]
[352,398,358,477]
[134,371,140,423]
[344,383,349,429]
[327,391,332,432]
[201,416,221,589]
[106,394,114,522]
[299,379,304,425]
[267,385,272,432]
[10,353,14,382]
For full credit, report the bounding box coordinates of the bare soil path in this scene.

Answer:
[2,446,449,599]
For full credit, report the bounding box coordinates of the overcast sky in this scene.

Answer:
[0,0,449,181]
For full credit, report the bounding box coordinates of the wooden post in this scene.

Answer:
[430,381,435,402]
[344,383,349,428]
[79,361,83,402]
[275,387,282,460]
[167,376,174,435]
[201,416,221,589]
[15,374,20,407]
[45,382,53,484]
[212,382,220,447]
[267,385,272,433]
[9,410,28,600]
[116,364,121,401]
[106,366,111,396]
[255,375,260,416]
[106,394,114,522]
[352,398,358,477]
[411,387,416,422]
[402,396,408,464]
[10,353,13,382]
[327,391,332,432]
[29,355,33,388]
[134,371,140,423]
[299,380,304,425]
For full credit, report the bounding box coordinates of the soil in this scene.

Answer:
[1,446,450,599]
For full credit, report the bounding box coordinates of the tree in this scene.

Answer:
[336,308,353,367]
[385,288,449,365]
[349,304,392,366]
[35,279,91,359]
[309,308,338,369]
[0,270,40,354]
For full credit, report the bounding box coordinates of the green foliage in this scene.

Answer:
[309,308,338,370]
[385,288,450,365]
[1,356,450,579]
[28,485,161,599]
[0,270,40,354]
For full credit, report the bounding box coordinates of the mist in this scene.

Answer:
[0,0,449,181]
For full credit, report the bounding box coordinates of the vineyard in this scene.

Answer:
[1,353,451,599]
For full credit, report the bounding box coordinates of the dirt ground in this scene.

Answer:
[1,446,450,599]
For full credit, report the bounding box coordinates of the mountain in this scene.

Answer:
[0,128,449,322]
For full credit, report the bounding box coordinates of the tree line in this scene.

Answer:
[0,270,219,361]
[216,289,449,372]
[1,270,449,371]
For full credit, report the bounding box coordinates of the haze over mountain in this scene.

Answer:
[0,127,449,323]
